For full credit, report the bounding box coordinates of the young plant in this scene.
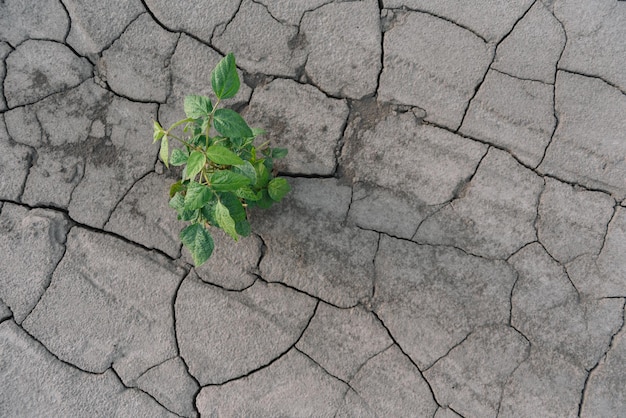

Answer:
[153,53,290,267]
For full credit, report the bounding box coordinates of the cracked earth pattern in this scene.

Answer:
[1,0,625,417]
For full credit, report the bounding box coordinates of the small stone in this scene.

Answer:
[296,302,392,382]
[0,321,175,417]
[196,349,347,416]
[100,14,179,102]
[136,357,199,418]
[378,11,492,129]
[492,2,565,84]
[373,235,517,369]
[251,178,379,308]
[212,0,306,78]
[4,40,92,108]
[459,69,555,167]
[22,228,185,385]
[425,325,530,418]
[347,345,438,417]
[244,78,349,175]
[301,0,381,99]
[0,0,69,47]
[175,273,316,385]
[64,0,145,57]
[539,72,626,200]
[0,204,69,324]
[538,178,615,263]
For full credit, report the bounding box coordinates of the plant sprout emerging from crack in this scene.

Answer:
[153,53,290,267]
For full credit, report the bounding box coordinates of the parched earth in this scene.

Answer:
[1,0,625,416]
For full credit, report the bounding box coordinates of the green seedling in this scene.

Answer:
[153,53,290,266]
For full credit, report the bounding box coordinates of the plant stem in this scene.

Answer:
[167,133,203,153]
[167,117,195,131]
[204,98,221,151]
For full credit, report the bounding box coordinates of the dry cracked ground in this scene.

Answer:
[0,0,625,417]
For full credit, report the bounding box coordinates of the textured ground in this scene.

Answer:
[1,0,626,416]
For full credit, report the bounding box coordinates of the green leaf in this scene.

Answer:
[184,181,214,210]
[268,178,291,201]
[180,224,214,266]
[255,189,275,209]
[254,161,270,188]
[184,95,213,119]
[170,149,188,166]
[200,117,211,133]
[179,208,200,222]
[206,145,244,166]
[213,108,253,138]
[169,192,185,211]
[190,134,207,148]
[251,127,266,138]
[200,201,218,226]
[235,219,251,237]
[230,137,244,148]
[231,161,257,183]
[186,151,206,180]
[159,135,169,168]
[210,170,251,192]
[153,121,165,143]
[169,181,186,198]
[235,187,262,201]
[215,200,238,240]
[219,192,246,221]
[271,148,288,159]
[211,53,240,100]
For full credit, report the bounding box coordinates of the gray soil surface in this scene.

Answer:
[1,0,625,416]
